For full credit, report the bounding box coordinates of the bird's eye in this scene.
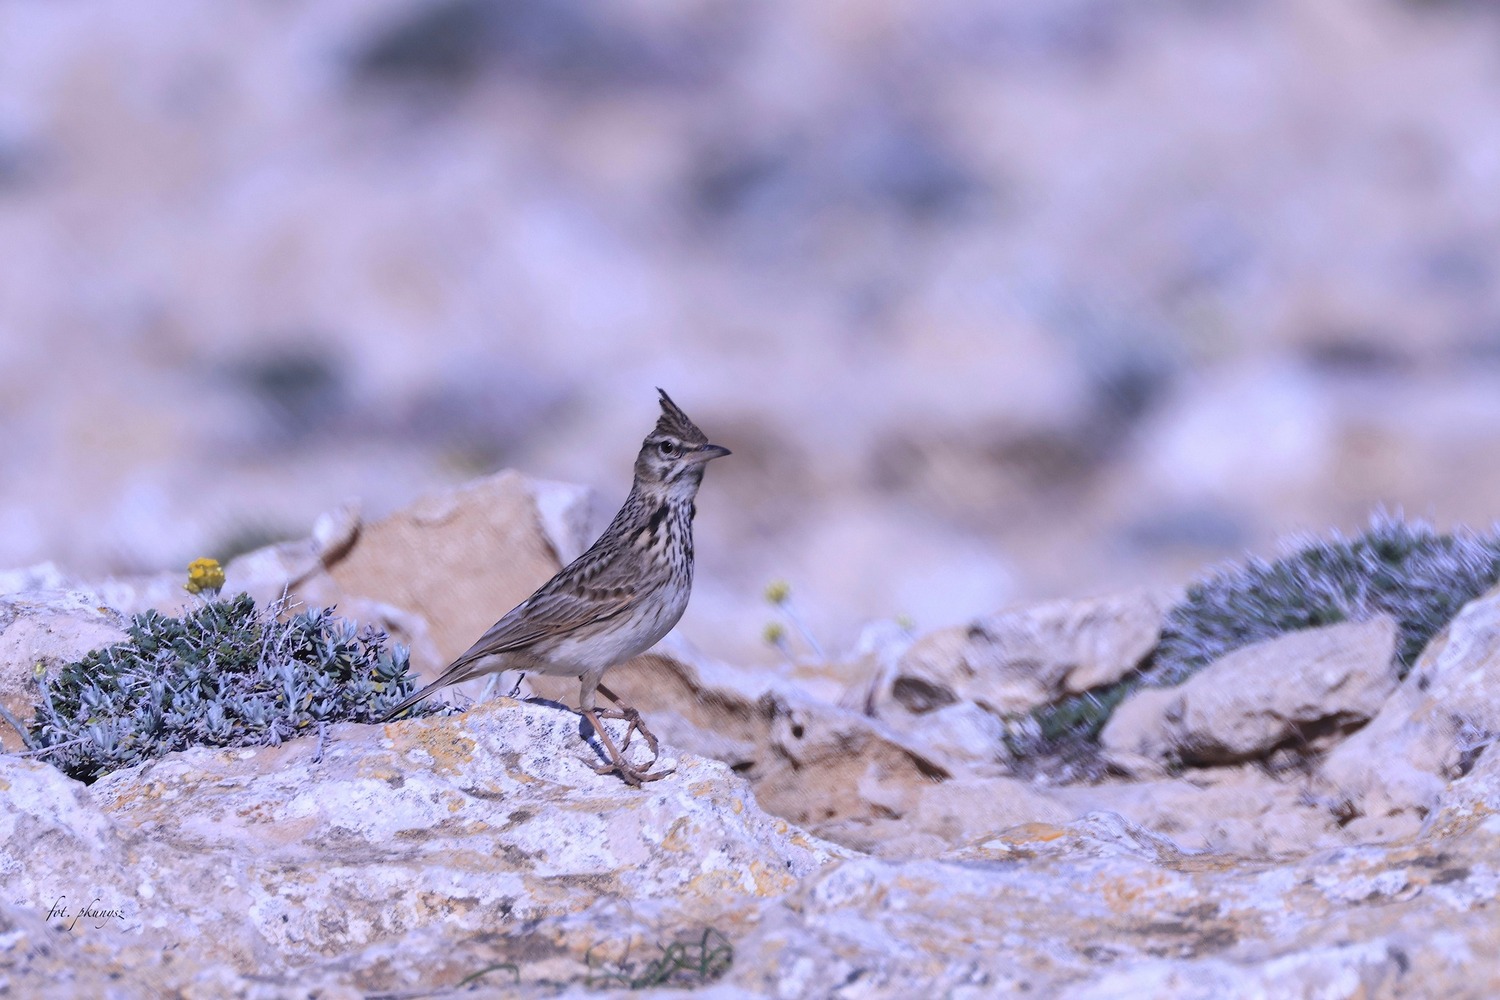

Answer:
[658,441,679,458]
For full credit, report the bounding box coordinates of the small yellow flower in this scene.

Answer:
[184,557,226,595]
[762,621,787,646]
[763,579,791,606]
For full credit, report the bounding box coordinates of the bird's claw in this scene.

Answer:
[581,705,672,787]
[598,705,661,760]
[592,758,673,785]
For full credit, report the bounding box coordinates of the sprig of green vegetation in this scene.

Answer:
[455,962,521,988]
[585,928,734,990]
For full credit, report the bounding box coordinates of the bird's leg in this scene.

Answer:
[579,706,670,786]
[594,681,660,762]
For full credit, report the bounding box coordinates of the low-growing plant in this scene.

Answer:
[28,591,438,783]
[585,927,734,990]
[1010,515,1500,769]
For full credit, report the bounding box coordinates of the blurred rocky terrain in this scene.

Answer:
[5,0,1500,668]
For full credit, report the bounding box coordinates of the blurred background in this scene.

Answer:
[4,0,1500,664]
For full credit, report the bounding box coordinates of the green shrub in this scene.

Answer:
[1152,515,1500,685]
[1011,515,1500,768]
[29,593,437,783]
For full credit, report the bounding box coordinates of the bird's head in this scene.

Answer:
[634,389,730,496]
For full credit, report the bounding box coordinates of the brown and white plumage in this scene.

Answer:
[384,389,729,784]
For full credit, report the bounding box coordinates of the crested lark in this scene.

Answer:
[384,389,729,786]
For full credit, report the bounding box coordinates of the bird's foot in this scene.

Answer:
[596,705,661,761]
[580,706,674,787]
[592,756,673,786]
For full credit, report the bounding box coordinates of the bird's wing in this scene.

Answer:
[450,587,631,664]
[446,546,666,671]
[383,573,649,720]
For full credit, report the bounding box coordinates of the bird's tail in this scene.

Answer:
[381,678,443,722]
[381,653,484,722]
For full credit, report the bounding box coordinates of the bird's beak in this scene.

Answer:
[690,443,731,463]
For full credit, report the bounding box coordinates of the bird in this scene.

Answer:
[383,388,730,786]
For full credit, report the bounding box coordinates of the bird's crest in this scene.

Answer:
[653,388,709,445]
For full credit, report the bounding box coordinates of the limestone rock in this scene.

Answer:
[317,471,592,669]
[2,698,843,996]
[700,810,1500,998]
[0,591,127,753]
[523,635,773,771]
[1050,764,1342,857]
[1101,616,1400,768]
[1319,587,1500,842]
[880,589,1171,722]
[524,638,1066,858]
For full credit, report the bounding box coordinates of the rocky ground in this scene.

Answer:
[5,472,1500,997]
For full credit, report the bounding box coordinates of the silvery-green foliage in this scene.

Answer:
[29,593,438,783]
[1154,515,1500,685]
[1013,515,1500,769]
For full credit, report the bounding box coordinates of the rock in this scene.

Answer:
[526,638,1066,858]
[1101,617,1400,768]
[2,698,844,996]
[1430,728,1500,838]
[890,700,1011,775]
[523,635,773,770]
[14,720,1500,997]
[528,623,1357,862]
[702,810,1500,998]
[1050,765,1342,857]
[137,472,601,695]
[317,471,593,670]
[878,589,1171,723]
[0,591,128,753]
[0,562,71,595]
[202,501,366,609]
[1319,588,1500,842]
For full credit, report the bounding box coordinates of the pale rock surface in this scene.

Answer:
[530,640,1299,860]
[675,809,1500,998]
[0,591,127,753]
[2,698,842,996]
[529,636,1078,859]
[878,589,1171,724]
[1319,587,1500,843]
[1431,734,1500,838]
[1102,616,1400,768]
[535,639,1064,859]
[13,720,1500,1000]
[316,471,593,670]
[1051,765,1342,857]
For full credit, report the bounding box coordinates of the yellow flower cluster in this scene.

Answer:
[184,558,226,595]
[763,579,791,605]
